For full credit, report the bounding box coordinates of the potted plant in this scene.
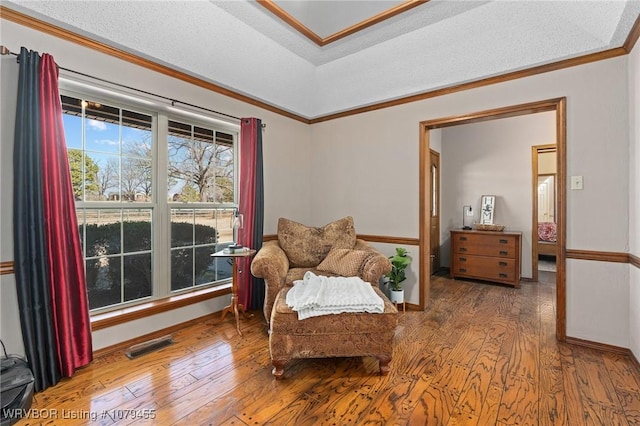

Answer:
[386,247,411,304]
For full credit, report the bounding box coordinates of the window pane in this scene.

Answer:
[86,256,121,310]
[216,209,234,244]
[67,149,86,201]
[171,248,193,291]
[63,95,154,205]
[90,152,120,201]
[214,254,233,281]
[85,209,121,257]
[122,157,152,202]
[122,110,152,202]
[194,247,216,286]
[85,102,120,154]
[214,136,234,203]
[123,211,152,252]
[171,209,194,248]
[124,253,152,301]
[194,210,218,245]
[168,120,224,203]
[62,112,83,150]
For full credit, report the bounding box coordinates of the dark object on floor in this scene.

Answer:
[1,357,34,426]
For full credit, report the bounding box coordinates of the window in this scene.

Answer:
[167,120,235,291]
[62,92,238,313]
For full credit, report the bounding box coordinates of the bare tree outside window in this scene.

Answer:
[168,121,234,203]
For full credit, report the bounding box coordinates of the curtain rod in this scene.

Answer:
[1,45,266,127]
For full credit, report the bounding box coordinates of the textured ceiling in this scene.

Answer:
[4,1,640,119]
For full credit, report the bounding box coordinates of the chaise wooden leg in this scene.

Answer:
[272,359,288,380]
[376,355,392,376]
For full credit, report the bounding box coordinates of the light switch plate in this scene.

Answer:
[571,175,583,190]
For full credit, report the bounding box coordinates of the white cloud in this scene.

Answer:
[87,119,107,131]
[96,139,119,147]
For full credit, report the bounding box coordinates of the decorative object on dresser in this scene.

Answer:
[474,223,505,232]
[480,195,496,224]
[450,229,522,288]
[462,205,473,230]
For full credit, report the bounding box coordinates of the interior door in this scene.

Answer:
[430,150,440,274]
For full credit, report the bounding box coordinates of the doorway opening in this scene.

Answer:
[532,145,558,283]
[430,150,440,275]
[419,97,567,340]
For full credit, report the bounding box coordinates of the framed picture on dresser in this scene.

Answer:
[480,195,496,224]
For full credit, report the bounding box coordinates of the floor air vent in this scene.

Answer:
[125,335,173,359]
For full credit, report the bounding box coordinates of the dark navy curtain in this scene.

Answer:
[237,118,264,311]
[13,47,92,392]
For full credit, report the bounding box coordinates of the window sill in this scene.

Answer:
[91,283,232,331]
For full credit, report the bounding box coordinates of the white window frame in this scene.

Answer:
[60,81,240,315]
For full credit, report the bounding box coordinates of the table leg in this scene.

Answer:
[219,257,251,336]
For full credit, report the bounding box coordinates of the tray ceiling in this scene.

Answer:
[2,1,639,119]
[258,0,427,45]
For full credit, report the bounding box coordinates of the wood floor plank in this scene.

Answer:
[408,384,457,425]
[582,402,630,426]
[559,343,588,424]
[455,331,502,417]
[575,357,622,409]
[22,275,640,426]
[617,389,640,424]
[507,321,539,383]
[497,375,539,425]
[474,385,503,426]
[602,353,640,394]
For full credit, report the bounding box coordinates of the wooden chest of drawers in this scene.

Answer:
[450,230,522,287]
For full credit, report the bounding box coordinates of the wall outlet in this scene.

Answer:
[571,175,583,190]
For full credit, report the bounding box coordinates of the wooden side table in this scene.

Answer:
[211,248,256,336]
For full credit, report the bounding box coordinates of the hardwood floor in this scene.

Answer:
[21,274,640,425]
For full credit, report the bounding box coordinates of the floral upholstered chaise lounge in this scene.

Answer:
[251,216,398,379]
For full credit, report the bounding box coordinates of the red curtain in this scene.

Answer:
[39,54,93,374]
[237,118,264,309]
[13,48,92,392]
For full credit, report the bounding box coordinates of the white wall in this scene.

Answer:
[0,20,313,353]
[628,39,640,358]
[439,112,556,279]
[310,56,630,347]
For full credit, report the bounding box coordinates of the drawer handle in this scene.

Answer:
[499,239,508,244]
[500,251,508,256]
[460,247,467,252]
[499,273,508,278]
[460,236,467,241]
[499,261,507,266]
[459,268,467,273]
[459,257,466,262]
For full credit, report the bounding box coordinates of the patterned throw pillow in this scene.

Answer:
[316,249,375,277]
[277,216,356,268]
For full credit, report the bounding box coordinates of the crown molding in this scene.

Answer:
[256,0,429,47]
[623,13,640,53]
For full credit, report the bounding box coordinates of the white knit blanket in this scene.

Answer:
[286,271,385,320]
